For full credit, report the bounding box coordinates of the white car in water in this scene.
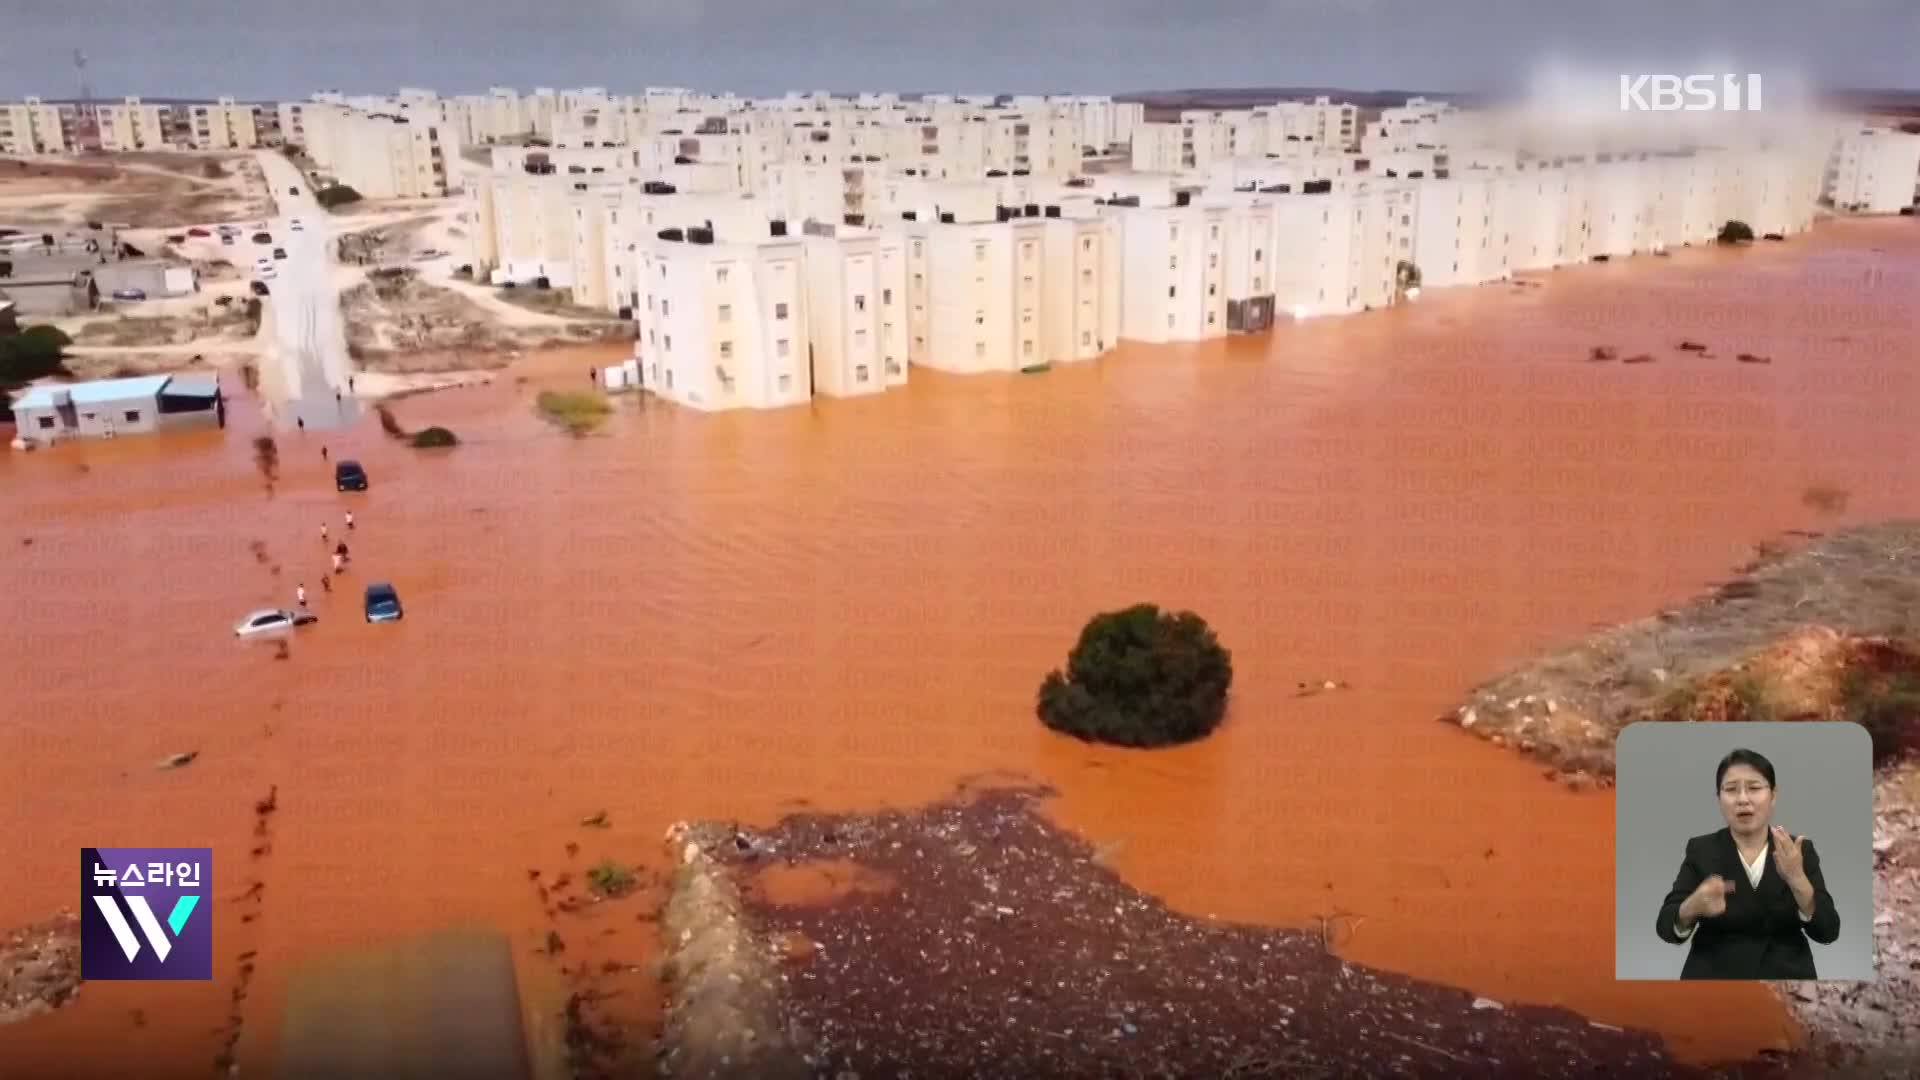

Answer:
[234,608,318,637]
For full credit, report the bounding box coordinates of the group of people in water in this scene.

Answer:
[296,509,355,608]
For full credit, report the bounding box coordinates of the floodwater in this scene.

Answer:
[3,219,1917,1075]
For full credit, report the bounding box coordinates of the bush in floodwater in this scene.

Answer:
[410,426,458,448]
[375,404,408,439]
[315,183,363,209]
[1717,220,1755,244]
[1037,603,1234,748]
[535,390,611,437]
[586,859,637,897]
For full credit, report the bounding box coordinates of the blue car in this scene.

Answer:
[364,582,403,623]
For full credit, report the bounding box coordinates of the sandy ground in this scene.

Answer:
[340,267,627,374]
[0,912,81,1027]
[0,152,271,228]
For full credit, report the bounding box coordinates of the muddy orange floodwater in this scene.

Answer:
[3,220,1918,1075]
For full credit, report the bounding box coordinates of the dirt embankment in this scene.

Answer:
[653,786,1787,1079]
[1437,519,1920,1075]
[341,268,627,374]
[0,911,81,1026]
[1439,520,1920,785]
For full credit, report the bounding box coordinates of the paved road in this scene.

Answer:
[252,150,362,432]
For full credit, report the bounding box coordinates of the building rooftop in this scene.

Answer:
[9,374,173,410]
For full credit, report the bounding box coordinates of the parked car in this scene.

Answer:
[273,247,287,260]
[110,288,146,301]
[221,234,235,246]
[249,280,271,297]
[214,294,234,306]
[288,185,299,195]
[290,219,305,232]
[166,233,188,243]
[335,459,368,491]
[252,232,272,244]
[234,608,318,637]
[364,583,403,623]
[187,227,211,237]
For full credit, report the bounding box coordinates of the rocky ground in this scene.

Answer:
[656,788,1797,1080]
[1435,520,1920,1074]
[0,910,81,1026]
[0,153,270,227]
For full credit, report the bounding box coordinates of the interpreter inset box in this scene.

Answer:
[1614,721,1875,981]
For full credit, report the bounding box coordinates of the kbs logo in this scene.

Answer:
[81,848,212,980]
[1619,74,1764,112]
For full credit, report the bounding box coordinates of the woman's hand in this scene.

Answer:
[1771,826,1809,887]
[1680,874,1735,921]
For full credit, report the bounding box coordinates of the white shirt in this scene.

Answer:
[1674,840,1813,939]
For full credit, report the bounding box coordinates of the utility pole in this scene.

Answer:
[72,49,97,148]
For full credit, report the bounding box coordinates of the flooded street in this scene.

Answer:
[3,219,1916,1074]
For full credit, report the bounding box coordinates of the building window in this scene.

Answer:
[662,299,670,316]
[777,338,790,357]
[37,416,54,430]
[855,328,868,344]
[778,374,792,392]
[1022,340,1033,356]
[1169,256,1177,270]
[664,335,672,351]
[1167,314,1175,328]
[975,243,987,261]
[855,364,870,383]
[1255,248,1263,262]
[1208,284,1216,296]
[1083,238,1092,251]
[665,369,675,389]
[1211,225,1220,239]
[1168,286,1176,298]
[1208,313,1216,326]
[717,267,729,283]
[718,303,731,321]
[975,310,985,325]
[719,341,733,359]
[124,410,141,423]
[912,273,924,288]
[913,241,923,256]
[1253,276,1262,291]
[974,342,986,358]
[882,288,893,305]
[775,301,789,319]
[854,294,866,312]
[1170,227,1179,241]
[1081,331,1092,346]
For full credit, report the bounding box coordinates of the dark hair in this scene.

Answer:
[1715,748,1776,790]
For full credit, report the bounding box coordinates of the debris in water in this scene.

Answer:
[157,751,199,770]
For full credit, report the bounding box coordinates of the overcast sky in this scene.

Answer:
[1,0,1914,101]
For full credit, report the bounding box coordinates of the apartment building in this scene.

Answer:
[187,97,258,150]
[802,225,910,396]
[1264,97,1361,151]
[306,105,448,198]
[1824,129,1920,214]
[1408,172,1512,289]
[98,100,158,151]
[469,170,594,285]
[635,222,813,410]
[1,97,71,154]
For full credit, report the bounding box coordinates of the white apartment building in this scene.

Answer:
[1264,184,1404,318]
[802,226,910,396]
[1,97,71,154]
[1824,129,1920,214]
[635,223,813,411]
[188,98,258,150]
[306,105,448,199]
[1264,97,1362,151]
[1408,172,1512,289]
[96,97,173,151]
[469,171,597,285]
[897,207,1118,373]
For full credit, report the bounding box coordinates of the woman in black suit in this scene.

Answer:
[1656,748,1841,979]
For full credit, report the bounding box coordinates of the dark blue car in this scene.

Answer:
[364,582,403,623]
[335,460,367,491]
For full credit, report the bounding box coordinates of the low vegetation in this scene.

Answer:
[586,859,638,898]
[1717,219,1755,244]
[1803,485,1851,514]
[535,390,611,437]
[1037,603,1234,748]
[409,426,458,448]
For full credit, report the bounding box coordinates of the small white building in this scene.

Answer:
[9,373,223,445]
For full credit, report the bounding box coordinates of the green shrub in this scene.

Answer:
[586,859,637,898]
[1718,220,1755,244]
[410,425,458,448]
[0,324,73,384]
[1037,603,1234,748]
[535,390,611,436]
[1840,668,1920,763]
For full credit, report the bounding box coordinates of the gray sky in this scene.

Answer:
[1,0,1914,101]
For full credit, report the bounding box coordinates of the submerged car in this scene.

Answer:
[364,583,403,623]
[334,459,368,491]
[234,608,318,637]
[290,219,305,231]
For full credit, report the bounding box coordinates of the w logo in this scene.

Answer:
[81,847,213,981]
[91,893,201,962]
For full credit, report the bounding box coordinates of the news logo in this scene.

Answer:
[81,848,211,980]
